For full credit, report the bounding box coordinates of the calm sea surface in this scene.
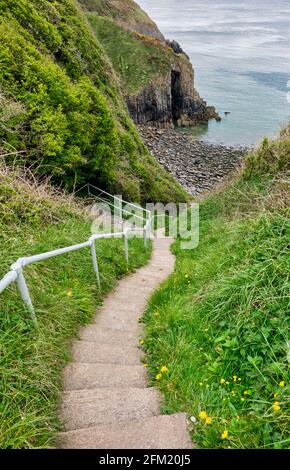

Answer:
[137,0,290,146]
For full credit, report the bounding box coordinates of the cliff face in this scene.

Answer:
[79,0,219,128]
[126,52,217,128]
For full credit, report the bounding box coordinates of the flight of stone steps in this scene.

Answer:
[58,236,192,449]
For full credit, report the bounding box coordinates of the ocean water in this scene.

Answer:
[137,0,290,146]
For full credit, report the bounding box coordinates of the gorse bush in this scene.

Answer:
[0,0,187,202]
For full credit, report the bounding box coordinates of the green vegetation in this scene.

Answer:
[78,0,155,27]
[88,16,172,94]
[0,0,187,203]
[0,163,151,448]
[143,125,290,448]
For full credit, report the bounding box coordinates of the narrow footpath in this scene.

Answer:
[58,236,192,449]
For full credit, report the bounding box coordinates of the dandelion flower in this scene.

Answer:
[220,378,226,384]
[205,416,212,425]
[66,289,73,297]
[155,373,162,380]
[139,339,145,346]
[233,375,237,382]
[143,363,149,367]
[160,366,169,374]
[238,378,242,382]
[199,411,208,420]
[279,381,285,388]
[185,274,189,278]
[244,390,249,395]
[199,382,203,386]
[240,397,245,402]
[225,381,229,385]
[221,430,229,440]
[273,401,281,412]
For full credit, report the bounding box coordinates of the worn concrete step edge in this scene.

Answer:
[78,326,141,344]
[71,341,142,365]
[60,387,160,430]
[63,363,147,390]
[58,413,192,449]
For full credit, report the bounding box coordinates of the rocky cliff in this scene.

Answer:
[78,0,219,128]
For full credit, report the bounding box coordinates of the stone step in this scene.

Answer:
[72,341,141,365]
[58,413,192,449]
[78,326,139,344]
[60,387,160,431]
[95,315,143,334]
[63,363,147,390]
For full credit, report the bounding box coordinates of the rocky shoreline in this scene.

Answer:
[139,126,249,195]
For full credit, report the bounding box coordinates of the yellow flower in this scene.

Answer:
[279,381,285,388]
[143,363,149,367]
[273,401,281,412]
[160,366,169,374]
[155,373,162,380]
[238,378,242,382]
[240,397,245,402]
[225,381,229,385]
[244,390,249,395]
[139,339,145,346]
[199,382,203,386]
[231,391,236,396]
[220,378,226,384]
[185,274,189,278]
[199,411,208,420]
[233,375,237,382]
[154,311,160,317]
[205,416,212,425]
[221,430,229,440]
[206,384,209,388]
[66,289,73,297]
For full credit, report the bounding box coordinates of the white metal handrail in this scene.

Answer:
[0,221,153,324]
[87,183,151,217]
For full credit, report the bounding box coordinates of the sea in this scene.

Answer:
[137,0,290,146]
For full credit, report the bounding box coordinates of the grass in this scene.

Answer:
[142,126,290,449]
[88,15,172,95]
[0,164,151,448]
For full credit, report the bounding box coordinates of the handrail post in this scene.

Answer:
[16,268,37,324]
[124,232,129,263]
[143,225,147,249]
[90,240,101,289]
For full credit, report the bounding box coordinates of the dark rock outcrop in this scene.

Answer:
[126,54,220,128]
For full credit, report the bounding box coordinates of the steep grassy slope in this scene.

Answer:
[0,162,151,448]
[0,0,187,203]
[88,15,172,95]
[78,0,164,40]
[142,126,290,448]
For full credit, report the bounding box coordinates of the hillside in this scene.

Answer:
[78,0,219,127]
[0,161,152,448]
[143,125,290,448]
[0,0,187,203]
